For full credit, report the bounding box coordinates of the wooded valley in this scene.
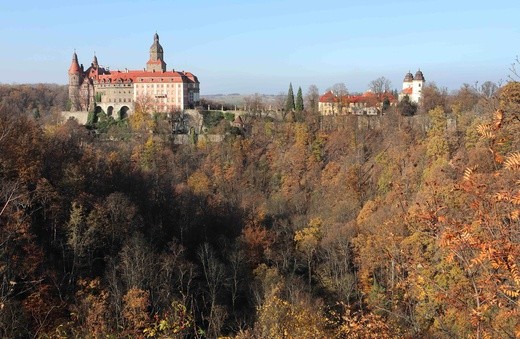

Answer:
[0,81,519,338]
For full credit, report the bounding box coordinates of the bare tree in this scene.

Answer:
[244,93,265,117]
[509,55,520,81]
[198,243,226,338]
[479,81,498,98]
[273,92,287,120]
[119,233,154,290]
[329,83,348,97]
[369,76,392,94]
[305,84,320,114]
[419,82,449,114]
[328,83,348,114]
[226,246,246,312]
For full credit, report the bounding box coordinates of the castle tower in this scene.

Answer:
[68,51,82,111]
[402,71,414,91]
[411,69,425,103]
[146,33,167,72]
[92,54,99,69]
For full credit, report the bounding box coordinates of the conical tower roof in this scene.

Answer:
[68,51,81,74]
[414,69,425,81]
[150,32,163,55]
[403,71,414,82]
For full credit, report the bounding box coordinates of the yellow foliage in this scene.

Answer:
[129,106,153,132]
[255,292,328,338]
[337,306,396,339]
[294,218,322,255]
[144,301,194,338]
[356,200,377,225]
[187,170,211,195]
[463,166,477,183]
[504,152,520,171]
[476,123,495,139]
[294,122,309,147]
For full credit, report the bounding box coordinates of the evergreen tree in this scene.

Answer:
[382,98,390,112]
[86,104,97,126]
[286,83,295,113]
[397,95,418,116]
[295,86,304,112]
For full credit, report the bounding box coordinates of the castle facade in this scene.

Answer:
[68,33,200,119]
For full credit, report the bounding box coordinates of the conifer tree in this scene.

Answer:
[286,83,295,113]
[296,86,304,112]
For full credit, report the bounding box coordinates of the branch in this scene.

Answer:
[508,55,520,82]
[0,183,20,217]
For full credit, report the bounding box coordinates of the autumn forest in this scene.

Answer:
[1,80,520,338]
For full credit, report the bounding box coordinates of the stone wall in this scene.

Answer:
[172,133,225,145]
[61,111,89,125]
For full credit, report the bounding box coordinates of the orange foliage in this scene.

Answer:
[123,288,151,336]
[240,224,274,268]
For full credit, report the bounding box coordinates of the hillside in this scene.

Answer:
[0,81,519,338]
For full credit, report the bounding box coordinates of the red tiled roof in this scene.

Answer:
[68,53,81,74]
[95,69,199,84]
[381,92,397,102]
[402,87,413,95]
[234,115,244,124]
[320,90,396,104]
[319,91,338,103]
[348,95,364,103]
[184,72,198,82]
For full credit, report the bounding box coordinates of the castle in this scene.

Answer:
[318,69,425,115]
[68,33,200,119]
[318,90,396,116]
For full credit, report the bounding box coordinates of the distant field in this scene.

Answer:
[201,93,281,107]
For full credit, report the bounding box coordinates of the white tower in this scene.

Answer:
[399,70,425,103]
[411,69,425,103]
[402,71,413,91]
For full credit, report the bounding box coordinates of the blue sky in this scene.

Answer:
[0,0,518,94]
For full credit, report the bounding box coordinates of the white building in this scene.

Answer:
[399,70,425,103]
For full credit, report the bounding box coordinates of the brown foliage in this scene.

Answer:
[123,288,151,336]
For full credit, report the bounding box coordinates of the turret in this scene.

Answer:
[414,69,425,81]
[68,51,81,76]
[402,71,413,91]
[68,51,82,111]
[411,69,425,103]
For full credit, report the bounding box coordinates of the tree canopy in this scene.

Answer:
[0,80,518,338]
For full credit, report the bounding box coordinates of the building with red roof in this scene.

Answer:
[68,33,200,119]
[318,90,396,116]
